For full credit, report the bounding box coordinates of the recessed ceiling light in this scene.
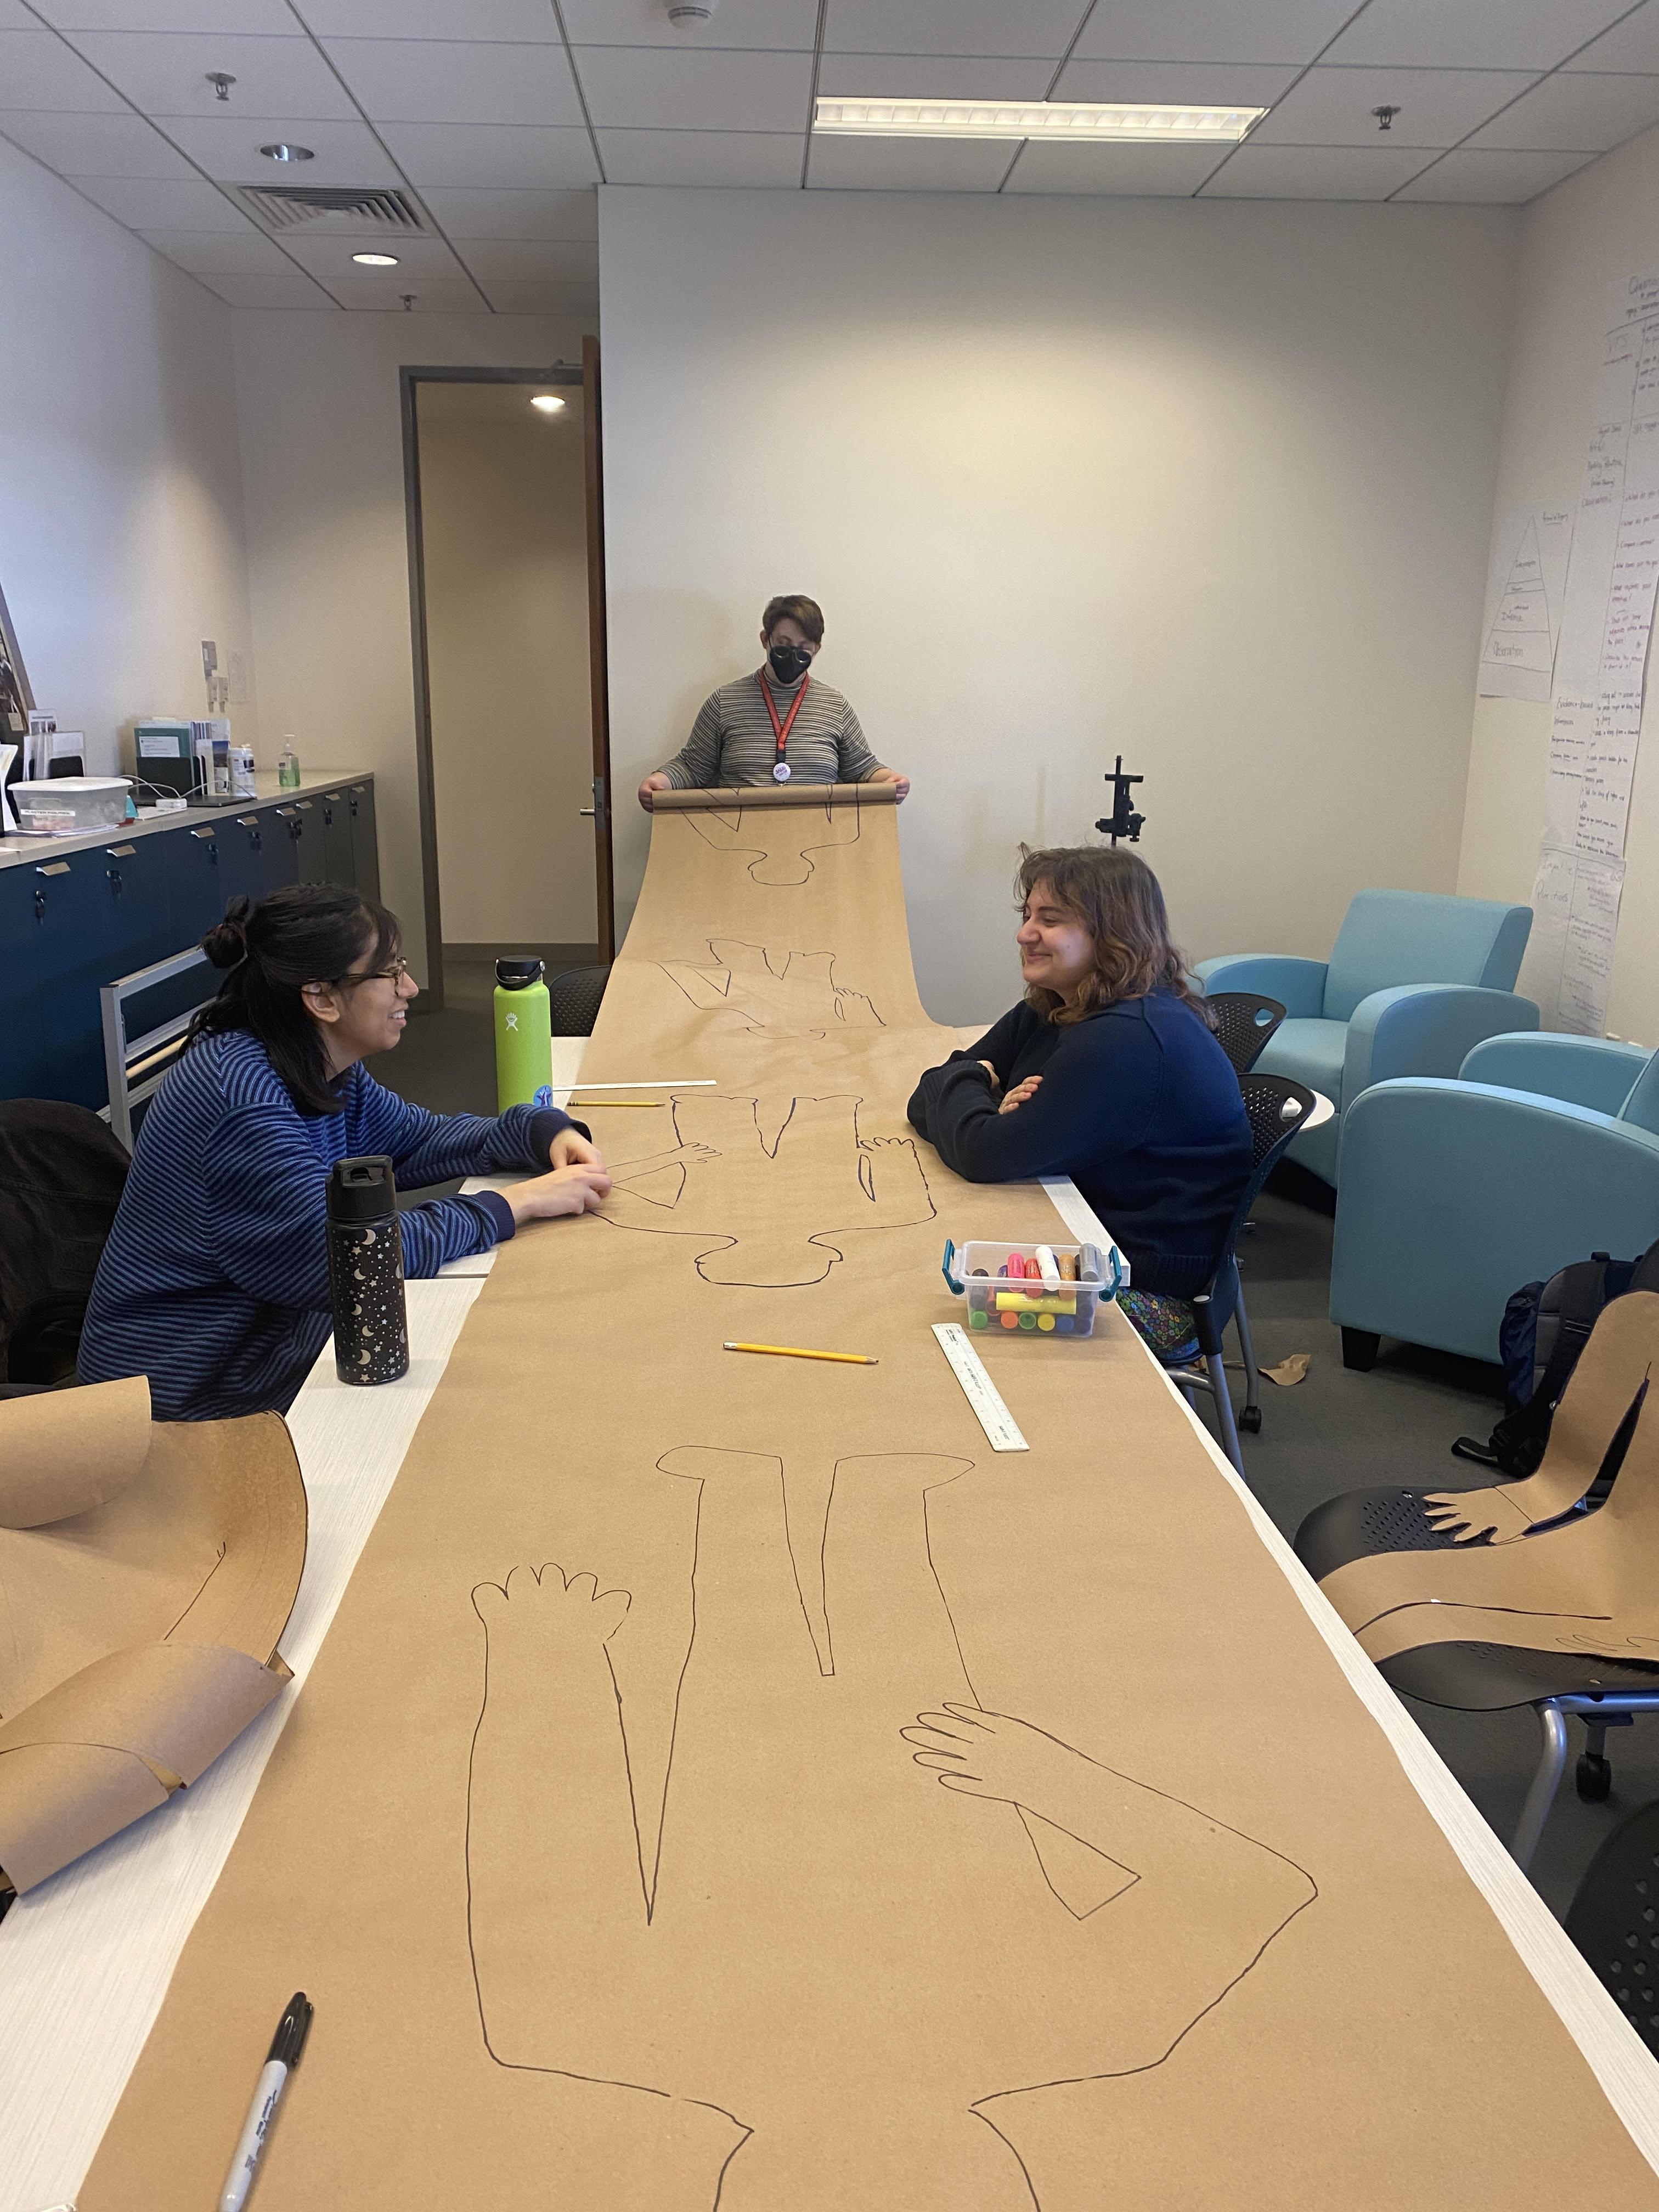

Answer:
[530,393,566,414]
[813,97,1265,143]
[259,142,314,162]
[352,251,399,267]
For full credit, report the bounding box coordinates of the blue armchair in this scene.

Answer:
[1330,1033,1659,1368]
[1194,890,1536,1183]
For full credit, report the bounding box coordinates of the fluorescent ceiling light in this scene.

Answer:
[813,97,1263,143]
[352,251,398,267]
[530,393,566,413]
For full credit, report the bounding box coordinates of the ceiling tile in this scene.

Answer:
[480,277,600,315]
[1073,0,1359,64]
[595,125,802,184]
[559,0,817,47]
[805,133,1015,189]
[0,1,35,22]
[378,120,600,187]
[421,184,598,238]
[319,272,486,309]
[817,53,1056,99]
[1391,147,1601,200]
[65,31,357,120]
[1322,0,1632,72]
[33,0,296,29]
[136,225,295,270]
[200,269,338,306]
[822,0,1085,58]
[73,172,252,225]
[277,228,465,276]
[323,38,584,126]
[1003,139,1231,194]
[1050,58,1301,104]
[1466,71,1659,151]
[1198,140,1434,196]
[0,108,195,177]
[1249,65,1540,148]
[162,113,404,184]
[301,0,561,36]
[571,46,812,131]
[447,236,597,278]
[1566,3,1659,72]
[0,29,126,110]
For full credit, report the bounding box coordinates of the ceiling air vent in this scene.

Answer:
[234,184,427,233]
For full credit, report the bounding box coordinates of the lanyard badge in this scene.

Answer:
[758,670,810,781]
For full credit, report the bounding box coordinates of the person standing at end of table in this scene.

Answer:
[637,594,911,810]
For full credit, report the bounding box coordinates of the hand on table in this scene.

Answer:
[550,1125,607,1173]
[637,772,672,812]
[998,1075,1042,1115]
[505,1162,613,1226]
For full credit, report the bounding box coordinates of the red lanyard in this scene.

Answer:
[757,669,810,765]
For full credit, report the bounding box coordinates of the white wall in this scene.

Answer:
[230,309,590,983]
[599,186,1520,1024]
[0,137,253,777]
[1456,123,1659,1046]
[418,397,595,946]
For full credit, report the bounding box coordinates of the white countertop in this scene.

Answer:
[0,768,373,871]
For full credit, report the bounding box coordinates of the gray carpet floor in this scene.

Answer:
[375,996,1656,1925]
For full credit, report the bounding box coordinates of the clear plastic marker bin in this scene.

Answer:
[941,1237,1124,1338]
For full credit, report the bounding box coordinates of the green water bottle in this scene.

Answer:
[494,956,553,1113]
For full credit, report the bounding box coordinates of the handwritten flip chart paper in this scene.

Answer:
[1478,504,1575,702]
[1522,274,1659,1032]
[80,788,1659,2210]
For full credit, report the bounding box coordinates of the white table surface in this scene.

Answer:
[3,1038,1655,2211]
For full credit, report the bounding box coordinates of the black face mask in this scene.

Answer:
[768,641,812,685]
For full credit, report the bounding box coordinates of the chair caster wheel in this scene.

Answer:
[1576,1752,1612,1802]
[1239,1407,1262,1434]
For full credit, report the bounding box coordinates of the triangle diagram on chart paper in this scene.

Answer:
[1482,517,1553,668]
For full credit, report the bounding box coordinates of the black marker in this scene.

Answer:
[219,1992,312,2211]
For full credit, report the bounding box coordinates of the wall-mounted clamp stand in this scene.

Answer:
[1096,755,1146,846]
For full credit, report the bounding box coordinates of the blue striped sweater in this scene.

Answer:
[79,1029,574,1421]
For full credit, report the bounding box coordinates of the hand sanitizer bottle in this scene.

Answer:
[278,738,301,790]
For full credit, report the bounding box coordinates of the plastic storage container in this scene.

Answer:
[941,1237,1124,1338]
[9,777,132,835]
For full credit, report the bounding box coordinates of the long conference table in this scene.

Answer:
[5,788,1659,2208]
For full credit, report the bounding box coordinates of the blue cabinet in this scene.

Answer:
[0,865,44,1098]
[320,788,354,887]
[167,819,231,947]
[101,835,171,973]
[347,781,379,901]
[32,851,114,1109]
[290,798,326,884]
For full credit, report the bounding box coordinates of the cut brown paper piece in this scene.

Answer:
[1322,1291,1659,1666]
[80,792,1659,2211]
[1262,1352,1310,1387]
[0,1394,307,1894]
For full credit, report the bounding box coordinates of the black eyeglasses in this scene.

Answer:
[331,956,411,989]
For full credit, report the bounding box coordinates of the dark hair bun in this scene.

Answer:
[201,895,253,970]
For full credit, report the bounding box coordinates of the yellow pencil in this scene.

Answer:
[723,1341,879,1367]
[566,1099,662,1108]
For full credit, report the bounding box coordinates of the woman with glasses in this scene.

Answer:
[80,882,611,1420]
[636,592,910,810]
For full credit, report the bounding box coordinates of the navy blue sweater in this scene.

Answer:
[80,1030,579,1421]
[907,990,1251,1296]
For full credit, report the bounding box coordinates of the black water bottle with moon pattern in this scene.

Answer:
[325,1155,410,1386]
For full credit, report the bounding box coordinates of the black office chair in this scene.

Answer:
[1205,991,1287,1077]
[1565,1797,1659,2054]
[549,964,612,1037]
[1167,1073,1317,1470]
[0,1098,129,1395]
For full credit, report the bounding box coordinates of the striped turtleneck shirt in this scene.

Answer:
[654,668,884,789]
[78,1029,579,1421]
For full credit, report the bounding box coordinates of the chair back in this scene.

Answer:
[549,964,611,1037]
[1192,1074,1317,1353]
[1564,1796,1659,2058]
[0,1099,129,1386]
[1619,1051,1659,1137]
[1323,890,1532,1022]
[1206,991,1286,1077]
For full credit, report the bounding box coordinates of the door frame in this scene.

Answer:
[399,360,608,1011]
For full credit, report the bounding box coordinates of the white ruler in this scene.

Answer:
[932,1323,1029,1452]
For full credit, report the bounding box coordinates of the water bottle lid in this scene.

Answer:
[327,1154,398,1222]
[495,956,544,989]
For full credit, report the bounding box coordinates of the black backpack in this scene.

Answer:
[1451,1237,1659,1480]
